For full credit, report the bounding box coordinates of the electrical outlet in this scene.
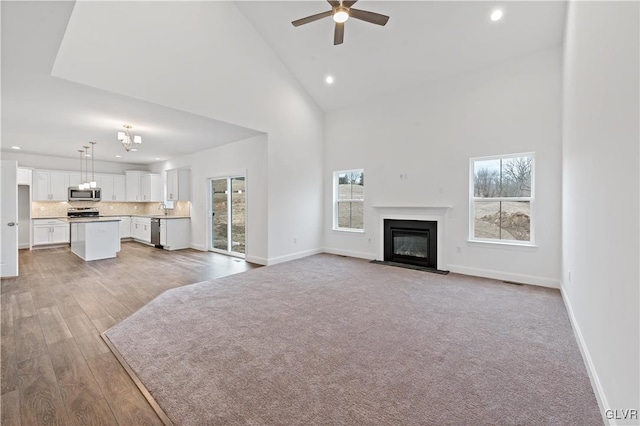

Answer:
[568,271,571,282]
[368,238,371,244]
[456,246,462,254]
[134,205,138,210]
[293,237,298,244]
[109,205,114,210]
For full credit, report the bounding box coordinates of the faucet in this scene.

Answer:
[158,202,168,216]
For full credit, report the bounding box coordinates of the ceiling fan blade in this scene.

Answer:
[292,10,333,27]
[327,0,340,7]
[334,22,345,45]
[349,8,390,26]
[343,0,358,7]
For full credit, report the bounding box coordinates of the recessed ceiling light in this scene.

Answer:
[325,75,334,85]
[85,154,91,157]
[11,146,21,150]
[491,9,503,22]
[115,155,122,158]
[154,157,161,160]
[131,148,138,152]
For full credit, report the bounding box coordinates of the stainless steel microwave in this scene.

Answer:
[68,187,102,201]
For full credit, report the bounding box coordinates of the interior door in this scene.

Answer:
[210,176,246,256]
[1,160,19,277]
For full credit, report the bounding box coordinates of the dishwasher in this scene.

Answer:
[151,218,162,248]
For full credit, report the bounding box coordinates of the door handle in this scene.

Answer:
[7,222,16,227]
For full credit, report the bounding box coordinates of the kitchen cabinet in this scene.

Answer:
[125,171,142,201]
[119,216,131,238]
[17,168,32,185]
[126,171,160,202]
[97,174,126,201]
[140,173,162,202]
[160,218,190,250]
[32,219,69,246]
[33,170,69,201]
[69,173,82,188]
[166,169,190,201]
[131,217,151,243]
[113,175,126,201]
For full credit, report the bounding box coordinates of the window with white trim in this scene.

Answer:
[470,153,534,244]
[334,169,364,231]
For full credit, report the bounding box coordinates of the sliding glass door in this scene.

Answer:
[210,176,246,257]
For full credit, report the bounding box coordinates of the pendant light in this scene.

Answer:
[83,145,90,189]
[89,141,97,188]
[78,149,85,189]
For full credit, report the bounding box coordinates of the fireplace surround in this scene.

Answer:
[384,219,437,269]
[373,206,450,271]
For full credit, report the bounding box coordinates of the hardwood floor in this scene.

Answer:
[1,242,259,425]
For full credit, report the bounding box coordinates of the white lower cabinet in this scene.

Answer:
[159,218,190,250]
[33,219,69,246]
[119,217,131,239]
[131,217,151,243]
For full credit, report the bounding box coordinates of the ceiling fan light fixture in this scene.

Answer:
[333,8,349,23]
[490,9,504,22]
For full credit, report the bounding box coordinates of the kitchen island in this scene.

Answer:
[69,217,121,261]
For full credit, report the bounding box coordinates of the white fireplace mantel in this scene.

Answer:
[372,205,452,270]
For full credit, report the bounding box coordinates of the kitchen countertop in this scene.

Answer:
[65,217,122,223]
[34,215,191,220]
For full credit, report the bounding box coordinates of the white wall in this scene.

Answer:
[562,2,639,423]
[150,135,268,264]
[1,151,145,174]
[324,48,563,287]
[51,2,325,264]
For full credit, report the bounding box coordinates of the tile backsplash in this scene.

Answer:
[32,201,191,218]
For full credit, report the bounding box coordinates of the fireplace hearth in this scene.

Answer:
[384,219,437,269]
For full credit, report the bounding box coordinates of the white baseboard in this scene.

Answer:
[267,248,323,266]
[189,243,206,251]
[322,247,376,260]
[18,243,30,250]
[446,264,561,288]
[244,255,267,265]
[560,285,610,425]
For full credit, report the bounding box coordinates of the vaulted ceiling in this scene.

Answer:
[1,1,567,165]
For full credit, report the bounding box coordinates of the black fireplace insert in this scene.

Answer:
[384,219,437,269]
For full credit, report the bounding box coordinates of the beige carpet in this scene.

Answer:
[104,254,602,425]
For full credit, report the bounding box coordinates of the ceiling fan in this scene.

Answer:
[292,0,389,46]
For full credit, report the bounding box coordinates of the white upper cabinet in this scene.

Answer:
[99,174,126,201]
[33,170,69,201]
[127,171,161,202]
[69,173,82,188]
[113,175,126,201]
[17,168,32,185]
[140,173,162,202]
[166,169,190,201]
[125,171,142,201]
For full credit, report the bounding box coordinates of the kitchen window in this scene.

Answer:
[334,169,364,232]
[470,153,534,245]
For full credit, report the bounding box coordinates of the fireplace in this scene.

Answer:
[384,219,437,269]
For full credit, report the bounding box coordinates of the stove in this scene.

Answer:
[67,207,99,218]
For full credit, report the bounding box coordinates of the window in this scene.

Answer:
[470,153,534,244]
[334,169,364,231]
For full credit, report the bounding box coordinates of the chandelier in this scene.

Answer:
[117,124,142,152]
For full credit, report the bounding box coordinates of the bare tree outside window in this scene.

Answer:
[471,155,534,243]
